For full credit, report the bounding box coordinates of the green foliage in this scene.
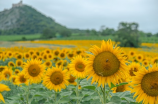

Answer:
[59,29,72,37]
[41,28,56,39]
[115,22,140,47]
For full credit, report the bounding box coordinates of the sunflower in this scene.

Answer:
[15,72,29,85]
[2,68,12,80]
[24,52,30,59]
[67,52,75,59]
[0,84,10,103]
[59,52,66,59]
[151,57,158,65]
[6,51,13,58]
[11,75,17,85]
[0,66,7,73]
[86,40,128,87]
[16,59,23,67]
[47,54,53,60]
[42,54,48,60]
[68,74,77,85]
[8,61,15,67]
[111,78,130,93]
[136,54,143,62]
[62,60,68,68]
[128,50,135,58]
[23,59,45,84]
[32,54,38,59]
[130,65,158,104]
[53,57,60,63]
[44,60,52,68]
[44,49,52,54]
[128,62,141,77]
[0,54,2,60]
[43,67,69,92]
[142,60,149,67]
[14,69,20,75]
[69,55,87,78]
[28,50,35,56]
[15,53,23,60]
[55,60,63,67]
[53,49,60,57]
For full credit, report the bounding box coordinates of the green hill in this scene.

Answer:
[0,4,67,35]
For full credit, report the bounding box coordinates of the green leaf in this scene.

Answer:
[60,91,72,97]
[116,82,128,87]
[82,86,96,90]
[110,96,121,103]
[110,82,116,89]
[82,91,94,96]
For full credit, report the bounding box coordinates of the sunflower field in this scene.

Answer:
[0,40,158,104]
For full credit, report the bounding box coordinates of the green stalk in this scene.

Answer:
[76,78,79,104]
[26,83,30,104]
[100,85,106,104]
[55,91,58,104]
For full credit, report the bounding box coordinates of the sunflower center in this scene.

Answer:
[141,71,158,96]
[18,62,21,66]
[46,62,50,66]
[10,63,14,67]
[69,75,76,83]
[129,69,136,76]
[75,62,85,72]
[116,85,125,92]
[26,54,29,58]
[28,64,40,77]
[93,51,120,77]
[60,53,65,58]
[50,71,63,85]
[55,51,59,56]
[20,75,26,83]
[0,67,4,72]
[15,71,19,74]
[5,72,11,78]
[69,54,73,57]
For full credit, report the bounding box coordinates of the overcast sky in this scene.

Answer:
[0,0,158,34]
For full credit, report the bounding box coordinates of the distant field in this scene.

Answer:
[0,34,158,43]
[0,34,41,41]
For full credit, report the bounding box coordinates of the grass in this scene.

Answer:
[0,33,158,43]
[0,34,41,41]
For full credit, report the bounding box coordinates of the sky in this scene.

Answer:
[0,0,158,34]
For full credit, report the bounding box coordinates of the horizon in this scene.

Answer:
[0,0,158,34]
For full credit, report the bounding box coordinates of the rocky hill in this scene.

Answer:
[0,4,67,35]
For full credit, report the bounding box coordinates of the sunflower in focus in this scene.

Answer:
[86,40,128,87]
[43,67,69,92]
[23,59,45,84]
[130,65,158,104]
[15,72,29,85]
[0,84,10,103]
[69,55,87,78]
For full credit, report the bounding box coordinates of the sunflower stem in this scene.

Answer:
[55,91,58,104]
[26,82,30,104]
[76,78,80,104]
[100,85,106,104]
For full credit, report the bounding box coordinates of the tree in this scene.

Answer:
[41,28,56,39]
[101,28,115,36]
[115,22,140,47]
[59,29,71,37]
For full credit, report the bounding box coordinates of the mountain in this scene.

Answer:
[0,3,67,35]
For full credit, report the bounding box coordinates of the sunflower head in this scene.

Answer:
[8,61,15,67]
[86,40,128,87]
[16,59,23,67]
[69,55,87,78]
[2,68,12,80]
[16,72,29,85]
[23,59,45,84]
[24,52,30,59]
[43,67,69,92]
[14,69,20,75]
[128,62,141,77]
[130,65,158,104]
[44,60,52,68]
